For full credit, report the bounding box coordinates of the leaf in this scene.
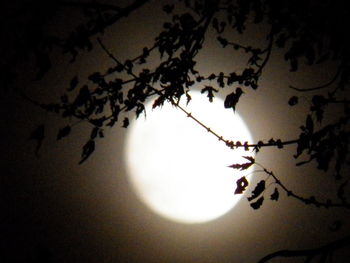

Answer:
[337,181,347,203]
[90,127,99,140]
[270,188,279,201]
[208,73,216,80]
[228,156,254,171]
[56,125,71,140]
[88,72,102,83]
[79,140,95,164]
[68,76,78,91]
[28,124,45,156]
[201,86,218,102]
[234,176,249,194]
[217,36,228,47]
[247,180,265,201]
[243,156,255,163]
[250,196,264,209]
[306,114,314,134]
[288,96,298,106]
[122,117,129,128]
[162,4,174,14]
[224,88,243,111]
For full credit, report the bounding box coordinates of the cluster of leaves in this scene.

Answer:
[24,0,349,206]
[229,156,279,209]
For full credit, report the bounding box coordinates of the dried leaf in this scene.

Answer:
[234,176,249,194]
[28,124,45,156]
[270,188,279,201]
[247,180,265,201]
[57,125,71,140]
[250,196,264,209]
[79,140,95,164]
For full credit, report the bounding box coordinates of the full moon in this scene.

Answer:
[124,91,254,224]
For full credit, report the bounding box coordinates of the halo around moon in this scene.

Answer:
[124,91,254,224]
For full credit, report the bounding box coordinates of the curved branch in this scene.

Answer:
[289,67,342,92]
[259,166,350,209]
[258,235,350,263]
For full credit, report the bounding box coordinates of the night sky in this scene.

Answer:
[1,1,350,262]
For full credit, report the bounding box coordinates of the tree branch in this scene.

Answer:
[258,235,350,263]
[259,166,350,209]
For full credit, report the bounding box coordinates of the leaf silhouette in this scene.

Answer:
[28,124,45,156]
[234,176,249,194]
[68,76,78,91]
[250,196,264,209]
[122,117,129,128]
[288,96,298,106]
[56,125,71,140]
[243,156,255,163]
[228,156,254,170]
[337,181,347,203]
[79,140,95,164]
[270,188,279,201]
[201,86,218,102]
[247,180,265,201]
[224,88,243,111]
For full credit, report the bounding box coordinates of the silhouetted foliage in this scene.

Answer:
[4,0,350,262]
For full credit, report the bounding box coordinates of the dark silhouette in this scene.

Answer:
[2,0,349,262]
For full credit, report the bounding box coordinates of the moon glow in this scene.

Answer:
[125,91,254,224]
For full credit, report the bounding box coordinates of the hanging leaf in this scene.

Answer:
[306,114,314,134]
[90,127,99,140]
[337,181,347,203]
[122,117,129,128]
[79,140,95,164]
[270,188,279,201]
[250,196,264,209]
[201,86,218,102]
[56,125,71,140]
[228,156,254,170]
[247,180,265,201]
[288,96,298,106]
[217,36,228,47]
[28,124,45,156]
[243,156,255,163]
[68,76,78,91]
[234,176,249,194]
[224,88,243,111]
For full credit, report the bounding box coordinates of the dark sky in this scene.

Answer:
[1,1,350,262]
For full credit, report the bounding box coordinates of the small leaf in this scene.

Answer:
[247,180,265,201]
[270,188,279,201]
[306,114,314,134]
[250,196,264,209]
[243,156,255,163]
[122,117,129,128]
[337,181,347,203]
[288,96,298,106]
[90,127,99,140]
[234,176,249,194]
[208,73,216,80]
[79,140,95,164]
[224,88,243,111]
[56,125,71,140]
[68,76,78,91]
[228,156,254,171]
[28,124,45,156]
